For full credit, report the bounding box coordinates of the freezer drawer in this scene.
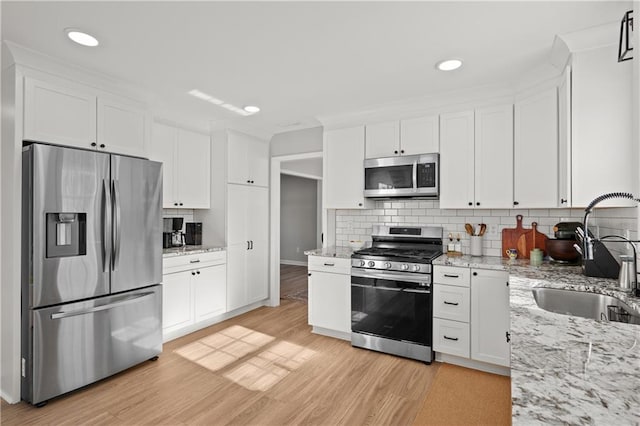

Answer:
[23,285,162,405]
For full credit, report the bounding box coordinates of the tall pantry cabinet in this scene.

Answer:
[196,129,270,311]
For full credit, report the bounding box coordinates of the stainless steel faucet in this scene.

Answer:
[583,192,640,296]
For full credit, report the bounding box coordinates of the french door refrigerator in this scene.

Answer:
[21,143,163,405]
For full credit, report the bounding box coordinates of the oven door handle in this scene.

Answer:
[403,288,431,294]
[351,283,402,292]
[351,269,431,285]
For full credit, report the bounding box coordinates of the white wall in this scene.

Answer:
[270,126,323,156]
[280,174,318,264]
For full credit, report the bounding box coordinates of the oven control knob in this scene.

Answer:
[401,264,409,270]
[359,260,366,267]
[412,265,421,272]
[368,261,376,267]
[384,262,392,269]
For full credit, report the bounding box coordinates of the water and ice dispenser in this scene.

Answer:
[46,213,86,258]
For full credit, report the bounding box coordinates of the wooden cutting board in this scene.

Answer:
[516,222,548,259]
[501,215,528,258]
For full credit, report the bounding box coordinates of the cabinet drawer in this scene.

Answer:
[433,265,470,287]
[163,250,226,274]
[433,284,470,322]
[433,318,470,358]
[308,256,351,275]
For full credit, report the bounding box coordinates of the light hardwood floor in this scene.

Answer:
[280,264,308,301]
[1,299,441,425]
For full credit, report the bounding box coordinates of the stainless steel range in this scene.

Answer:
[350,225,443,363]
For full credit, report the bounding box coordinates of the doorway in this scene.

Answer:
[269,152,322,306]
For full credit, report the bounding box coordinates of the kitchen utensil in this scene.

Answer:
[479,224,487,236]
[505,248,518,260]
[573,244,583,256]
[470,236,483,256]
[465,223,474,236]
[516,222,548,259]
[553,222,583,240]
[502,215,528,258]
[546,239,581,262]
[618,255,636,292]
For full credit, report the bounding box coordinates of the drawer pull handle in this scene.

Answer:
[443,274,459,278]
[324,262,335,266]
[443,301,459,306]
[189,259,200,264]
[443,335,459,341]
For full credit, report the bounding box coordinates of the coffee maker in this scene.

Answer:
[163,218,185,248]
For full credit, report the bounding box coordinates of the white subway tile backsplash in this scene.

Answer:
[334,204,637,256]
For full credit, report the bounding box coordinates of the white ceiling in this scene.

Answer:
[1,1,631,138]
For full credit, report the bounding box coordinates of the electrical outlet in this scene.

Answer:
[488,224,499,236]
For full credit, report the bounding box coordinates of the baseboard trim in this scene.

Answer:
[280,260,307,267]
[311,326,351,341]
[435,352,511,376]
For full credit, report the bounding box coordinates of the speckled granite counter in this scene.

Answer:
[436,255,640,424]
[304,246,355,259]
[162,245,225,258]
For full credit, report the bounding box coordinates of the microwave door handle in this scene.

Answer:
[412,161,417,190]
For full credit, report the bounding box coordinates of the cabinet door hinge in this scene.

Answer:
[506,331,511,343]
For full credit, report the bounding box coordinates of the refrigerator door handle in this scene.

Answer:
[102,179,111,273]
[112,179,122,271]
[50,291,155,320]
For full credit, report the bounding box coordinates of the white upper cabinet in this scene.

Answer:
[97,97,147,157]
[400,115,439,155]
[474,105,513,209]
[365,121,400,158]
[571,46,635,207]
[514,88,558,208]
[439,111,475,209]
[324,126,373,209]
[176,128,211,208]
[440,106,512,209]
[227,131,268,187]
[24,76,147,157]
[24,77,97,149]
[150,122,210,209]
[558,67,571,207]
[365,115,439,159]
[150,123,177,209]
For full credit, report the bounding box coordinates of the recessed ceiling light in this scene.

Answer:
[243,105,260,114]
[436,59,463,71]
[65,28,99,47]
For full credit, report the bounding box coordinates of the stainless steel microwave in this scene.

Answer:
[364,153,439,198]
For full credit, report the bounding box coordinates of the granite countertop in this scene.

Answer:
[162,245,225,258]
[436,255,640,424]
[304,246,356,259]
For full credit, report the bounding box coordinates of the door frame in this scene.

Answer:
[269,151,322,307]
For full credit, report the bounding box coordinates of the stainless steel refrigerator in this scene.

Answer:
[21,143,163,405]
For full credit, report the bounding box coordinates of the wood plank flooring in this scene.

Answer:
[280,264,308,301]
[3,266,512,425]
[1,300,440,425]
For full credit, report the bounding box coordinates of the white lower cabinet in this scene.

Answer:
[162,251,227,341]
[470,268,510,367]
[433,265,510,372]
[433,318,470,358]
[307,256,351,339]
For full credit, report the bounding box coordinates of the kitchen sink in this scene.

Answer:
[532,287,640,325]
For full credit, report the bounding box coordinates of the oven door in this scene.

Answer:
[351,269,432,347]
